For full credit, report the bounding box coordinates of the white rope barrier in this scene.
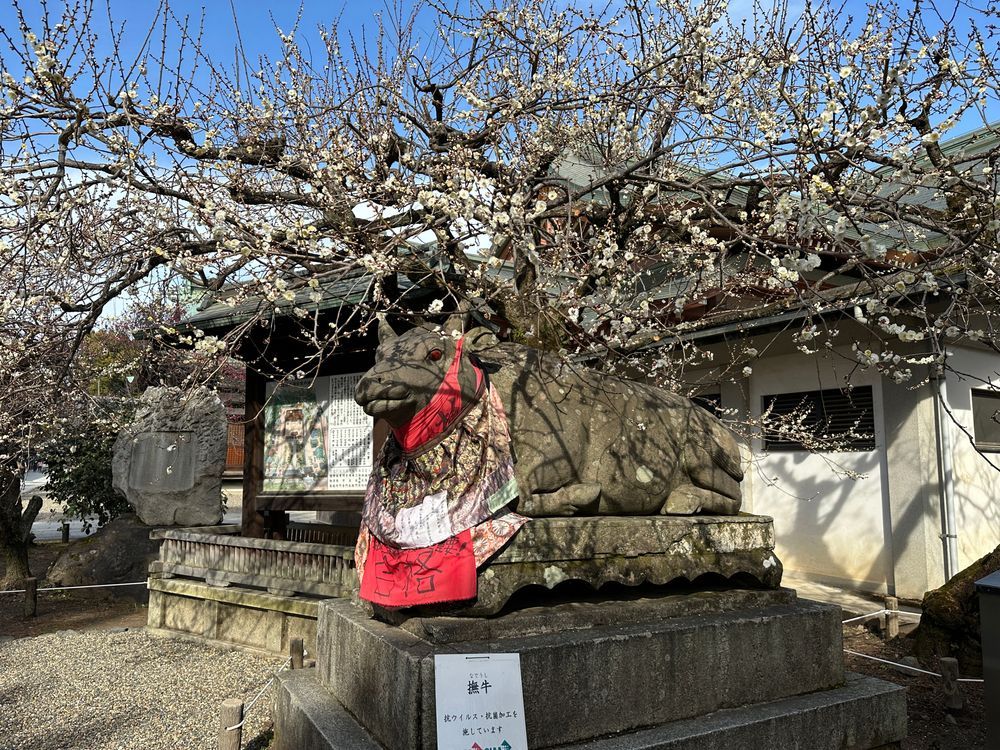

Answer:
[841,609,887,624]
[842,609,984,685]
[0,581,147,595]
[841,608,921,625]
[845,648,985,683]
[843,649,943,677]
[225,656,294,732]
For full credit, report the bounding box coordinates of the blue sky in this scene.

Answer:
[0,1,436,67]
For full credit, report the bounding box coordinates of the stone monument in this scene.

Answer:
[272,315,907,749]
[112,386,227,526]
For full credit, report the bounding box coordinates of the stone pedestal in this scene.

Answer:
[373,514,782,619]
[275,592,906,749]
[272,516,907,749]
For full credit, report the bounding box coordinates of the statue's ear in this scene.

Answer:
[378,314,398,344]
[464,326,499,353]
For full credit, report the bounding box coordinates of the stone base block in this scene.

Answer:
[273,668,905,750]
[318,590,845,749]
[147,578,318,656]
[372,514,782,619]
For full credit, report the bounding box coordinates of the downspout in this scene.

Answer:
[932,369,960,582]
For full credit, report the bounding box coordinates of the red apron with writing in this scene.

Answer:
[359,528,477,607]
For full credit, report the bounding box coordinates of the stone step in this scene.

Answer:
[274,669,382,750]
[273,669,905,750]
[317,591,847,749]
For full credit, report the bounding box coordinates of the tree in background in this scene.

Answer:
[1,0,999,580]
[40,413,129,534]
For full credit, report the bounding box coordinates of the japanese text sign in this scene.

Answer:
[434,653,528,750]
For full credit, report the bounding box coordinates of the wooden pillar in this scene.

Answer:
[939,657,964,711]
[23,577,37,618]
[217,698,244,750]
[884,596,900,640]
[372,418,390,462]
[290,637,304,670]
[242,367,267,538]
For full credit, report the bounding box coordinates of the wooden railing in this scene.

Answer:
[149,525,356,598]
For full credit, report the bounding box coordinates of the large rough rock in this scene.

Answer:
[44,514,162,601]
[913,543,1000,676]
[112,386,226,526]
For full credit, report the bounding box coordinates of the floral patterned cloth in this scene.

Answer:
[362,383,521,549]
[356,381,527,607]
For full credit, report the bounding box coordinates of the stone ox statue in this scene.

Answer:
[355,316,743,516]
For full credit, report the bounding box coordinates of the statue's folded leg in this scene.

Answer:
[517,482,601,516]
[662,484,741,515]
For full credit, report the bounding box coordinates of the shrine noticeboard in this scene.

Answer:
[263,381,329,492]
[327,373,373,491]
[263,374,372,494]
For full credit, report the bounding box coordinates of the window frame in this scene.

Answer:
[971,389,1000,453]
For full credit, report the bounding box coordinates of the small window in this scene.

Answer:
[972,390,1000,452]
[762,386,876,452]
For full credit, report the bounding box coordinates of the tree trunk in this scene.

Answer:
[0,470,41,589]
[913,542,1000,677]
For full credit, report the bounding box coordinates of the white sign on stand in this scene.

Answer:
[434,653,528,750]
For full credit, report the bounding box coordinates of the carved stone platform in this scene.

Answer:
[274,590,906,749]
[375,514,782,618]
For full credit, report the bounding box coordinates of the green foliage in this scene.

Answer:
[41,415,131,534]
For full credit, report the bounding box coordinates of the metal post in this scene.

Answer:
[61,522,70,544]
[976,571,1000,747]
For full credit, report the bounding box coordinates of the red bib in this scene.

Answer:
[391,337,484,454]
[359,528,477,607]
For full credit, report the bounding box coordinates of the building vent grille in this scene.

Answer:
[762,386,876,452]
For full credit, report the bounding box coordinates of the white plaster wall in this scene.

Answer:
[943,346,1000,569]
[744,350,891,592]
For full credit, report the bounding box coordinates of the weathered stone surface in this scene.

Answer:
[146,578,319,656]
[274,669,904,750]
[44,514,161,601]
[319,591,844,750]
[356,317,743,517]
[274,670,382,750]
[112,386,226,526]
[369,515,782,619]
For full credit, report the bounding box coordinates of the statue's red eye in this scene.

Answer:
[429,349,443,361]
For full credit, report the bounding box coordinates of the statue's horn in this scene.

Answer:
[377,314,398,343]
[444,301,471,335]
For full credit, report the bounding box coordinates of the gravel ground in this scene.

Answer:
[0,629,282,750]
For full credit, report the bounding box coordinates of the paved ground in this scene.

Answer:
[784,572,922,628]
